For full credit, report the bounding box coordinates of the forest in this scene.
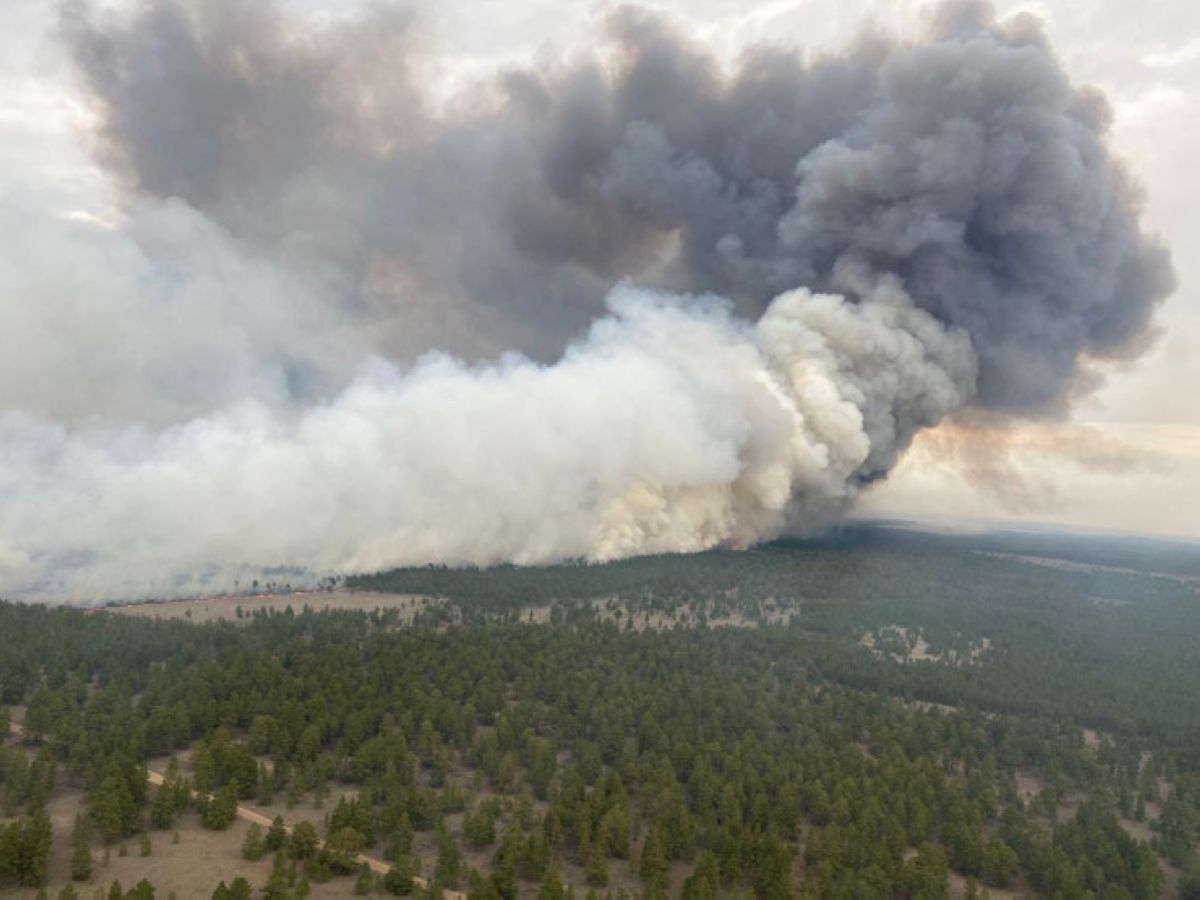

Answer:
[1,524,1198,898]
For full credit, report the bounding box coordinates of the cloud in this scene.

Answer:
[860,418,1198,537]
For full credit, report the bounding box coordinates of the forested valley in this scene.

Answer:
[2,525,1198,898]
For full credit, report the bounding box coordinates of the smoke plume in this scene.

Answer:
[0,0,1173,601]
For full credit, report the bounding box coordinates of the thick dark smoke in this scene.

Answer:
[0,0,1173,601]
[62,0,1172,405]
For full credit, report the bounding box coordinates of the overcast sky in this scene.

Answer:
[2,0,1198,544]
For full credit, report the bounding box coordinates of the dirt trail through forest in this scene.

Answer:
[8,720,462,897]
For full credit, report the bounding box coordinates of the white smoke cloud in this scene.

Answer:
[0,279,974,603]
[0,196,366,427]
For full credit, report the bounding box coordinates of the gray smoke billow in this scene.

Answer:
[0,0,1173,601]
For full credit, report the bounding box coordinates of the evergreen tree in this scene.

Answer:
[752,829,794,900]
[91,774,135,843]
[434,822,461,887]
[463,804,496,847]
[640,826,669,893]
[256,763,274,807]
[70,837,93,882]
[353,863,374,895]
[682,852,719,900]
[262,852,290,900]
[584,837,608,887]
[384,856,416,896]
[980,837,1019,888]
[201,782,238,830]
[264,815,287,852]
[324,826,366,874]
[290,821,319,859]
[388,813,414,860]
[241,822,265,861]
[538,864,566,900]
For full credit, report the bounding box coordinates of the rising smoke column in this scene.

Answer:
[0,0,1173,601]
[1,286,972,600]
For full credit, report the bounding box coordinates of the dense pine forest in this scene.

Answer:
[2,525,1199,898]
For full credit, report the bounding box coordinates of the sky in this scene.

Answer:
[0,0,1197,603]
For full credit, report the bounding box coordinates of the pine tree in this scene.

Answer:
[151,783,177,830]
[70,837,93,882]
[388,812,414,861]
[492,834,518,899]
[463,804,496,847]
[751,829,793,900]
[264,815,287,852]
[241,822,265,861]
[91,774,134,843]
[639,826,668,894]
[20,810,53,887]
[325,826,366,875]
[682,852,719,900]
[434,822,461,887]
[202,782,238,830]
[256,763,274,807]
[981,836,1019,887]
[286,771,303,809]
[193,746,217,794]
[353,863,374,895]
[599,805,630,859]
[538,864,566,900]
[383,855,415,896]
[290,821,319,859]
[584,837,608,887]
[262,852,290,900]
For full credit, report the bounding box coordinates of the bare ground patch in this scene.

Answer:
[860,625,991,667]
[948,873,1024,899]
[99,590,437,624]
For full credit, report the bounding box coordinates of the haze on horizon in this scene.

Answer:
[0,0,1197,602]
